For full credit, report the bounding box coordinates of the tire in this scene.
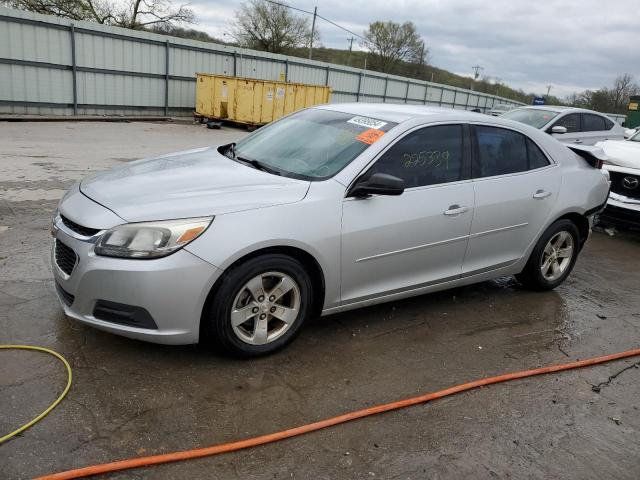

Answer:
[202,254,314,357]
[516,219,580,291]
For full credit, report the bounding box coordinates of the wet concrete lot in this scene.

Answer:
[1,121,639,479]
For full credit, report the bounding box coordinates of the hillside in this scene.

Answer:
[153,27,562,105]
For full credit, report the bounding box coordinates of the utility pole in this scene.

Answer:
[346,37,355,66]
[546,85,552,97]
[308,6,317,60]
[471,65,483,91]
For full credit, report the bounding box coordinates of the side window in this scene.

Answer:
[604,117,615,130]
[474,126,528,177]
[527,139,550,169]
[582,114,606,132]
[553,114,579,133]
[366,125,464,188]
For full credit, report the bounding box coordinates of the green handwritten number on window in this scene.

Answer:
[403,151,450,169]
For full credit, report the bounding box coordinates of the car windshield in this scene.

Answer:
[630,130,640,142]
[233,108,397,180]
[501,108,560,129]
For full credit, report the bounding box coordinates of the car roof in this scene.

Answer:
[510,105,604,115]
[316,103,490,123]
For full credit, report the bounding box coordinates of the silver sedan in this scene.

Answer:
[51,104,610,356]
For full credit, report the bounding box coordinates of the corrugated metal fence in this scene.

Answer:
[1,7,527,117]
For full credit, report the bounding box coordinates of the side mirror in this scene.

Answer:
[348,173,405,198]
[551,125,567,134]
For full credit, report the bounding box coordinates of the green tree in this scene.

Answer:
[363,21,426,73]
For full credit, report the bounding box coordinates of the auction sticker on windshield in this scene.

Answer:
[347,116,387,129]
[356,128,386,145]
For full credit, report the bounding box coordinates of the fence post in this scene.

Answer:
[423,83,428,105]
[438,87,444,106]
[452,90,457,109]
[325,65,330,86]
[164,40,170,116]
[70,24,78,115]
[405,80,410,103]
[233,52,237,76]
[382,77,388,103]
[356,72,363,102]
[285,59,289,82]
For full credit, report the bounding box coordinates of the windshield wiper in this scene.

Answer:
[236,155,281,176]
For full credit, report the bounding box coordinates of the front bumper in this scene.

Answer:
[51,217,222,345]
[600,193,640,229]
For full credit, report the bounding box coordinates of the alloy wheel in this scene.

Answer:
[540,231,574,282]
[230,271,301,345]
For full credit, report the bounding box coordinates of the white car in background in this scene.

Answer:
[501,106,625,146]
[596,129,640,228]
[489,104,513,116]
[624,126,639,139]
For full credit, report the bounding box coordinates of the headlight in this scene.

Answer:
[95,217,213,259]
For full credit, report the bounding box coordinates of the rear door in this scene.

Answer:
[341,124,474,305]
[462,125,560,275]
[580,113,613,145]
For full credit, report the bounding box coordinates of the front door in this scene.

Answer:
[550,113,583,144]
[341,124,474,305]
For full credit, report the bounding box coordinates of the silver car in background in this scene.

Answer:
[52,104,610,356]
[501,106,625,145]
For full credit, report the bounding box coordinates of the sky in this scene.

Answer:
[189,0,640,98]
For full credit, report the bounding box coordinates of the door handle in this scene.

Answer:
[573,139,583,144]
[533,190,552,199]
[444,205,469,216]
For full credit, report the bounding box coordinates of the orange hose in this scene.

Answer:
[36,347,640,480]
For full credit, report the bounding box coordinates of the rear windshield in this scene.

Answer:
[501,108,560,129]
[234,108,397,180]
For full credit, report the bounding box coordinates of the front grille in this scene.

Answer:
[55,282,75,306]
[609,171,640,200]
[60,215,101,237]
[55,240,77,276]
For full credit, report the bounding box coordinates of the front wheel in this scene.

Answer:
[202,254,313,357]
[516,219,580,291]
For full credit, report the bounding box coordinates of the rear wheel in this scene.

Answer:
[203,254,313,357]
[516,219,580,291]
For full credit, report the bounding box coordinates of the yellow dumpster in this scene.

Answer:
[195,74,332,128]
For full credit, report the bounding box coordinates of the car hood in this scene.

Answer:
[596,140,640,169]
[80,147,310,222]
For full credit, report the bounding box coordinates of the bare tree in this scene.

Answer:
[565,73,639,114]
[610,73,639,112]
[363,21,426,73]
[2,0,194,29]
[230,0,319,54]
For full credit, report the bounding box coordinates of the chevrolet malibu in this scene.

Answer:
[52,104,610,356]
